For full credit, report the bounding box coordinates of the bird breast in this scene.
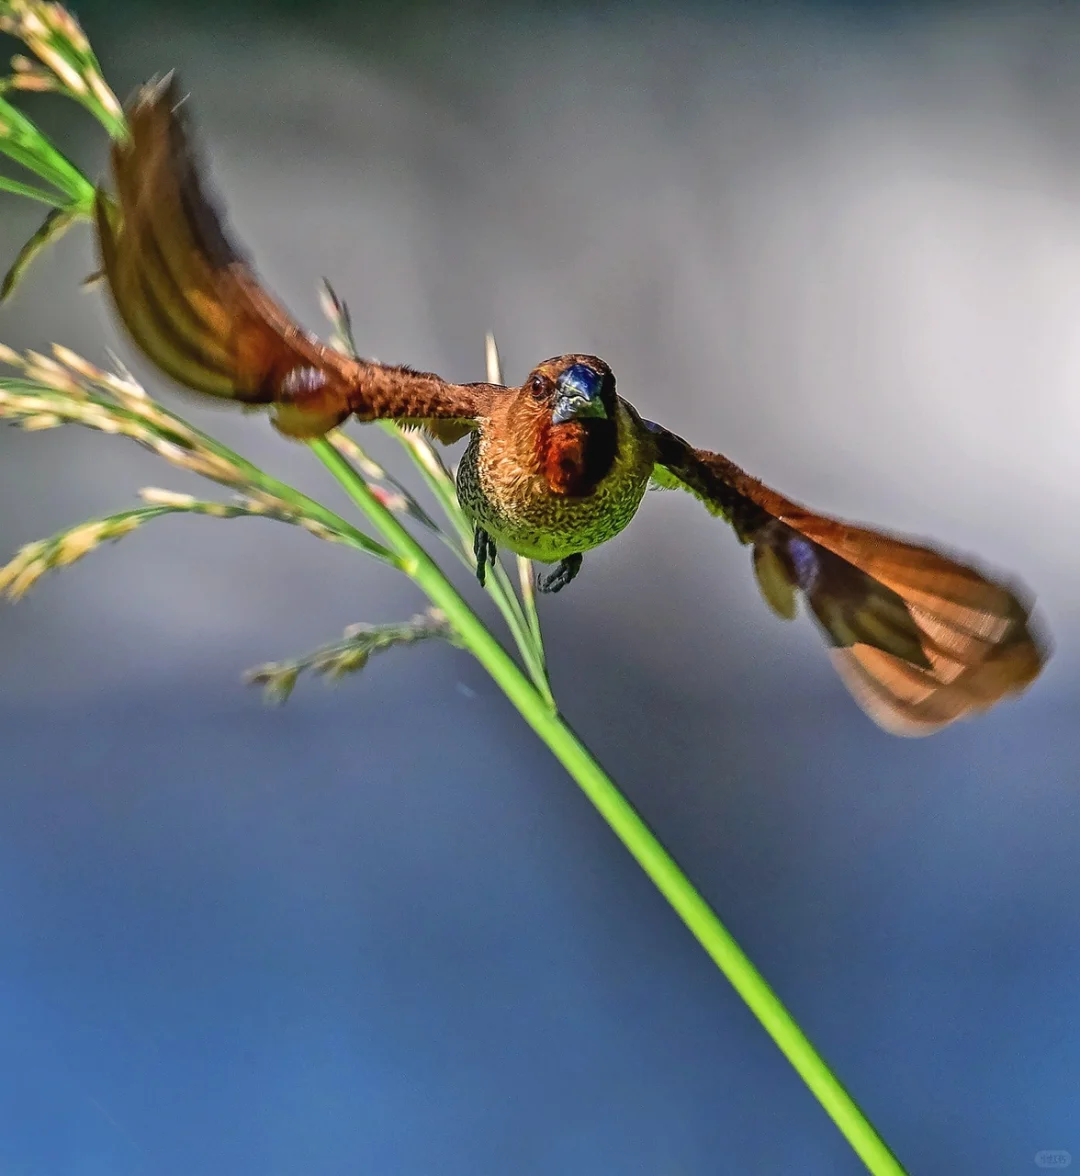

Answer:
[456,398,653,563]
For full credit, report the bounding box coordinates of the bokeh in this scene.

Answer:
[2,1,1078,1172]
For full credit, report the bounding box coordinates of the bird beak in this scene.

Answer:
[551,366,608,423]
[552,391,607,423]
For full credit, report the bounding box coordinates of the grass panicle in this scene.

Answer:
[246,610,458,704]
[0,342,402,565]
[0,0,122,298]
[0,8,910,1173]
[0,0,123,134]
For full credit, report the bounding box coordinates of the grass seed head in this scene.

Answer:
[9,71,55,91]
[87,72,121,119]
[51,343,105,381]
[6,558,47,599]
[53,519,109,565]
[20,411,61,429]
[138,487,198,509]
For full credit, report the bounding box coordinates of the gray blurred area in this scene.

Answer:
[2,2,1079,1172]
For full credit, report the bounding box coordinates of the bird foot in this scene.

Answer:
[537,553,583,594]
[473,527,497,586]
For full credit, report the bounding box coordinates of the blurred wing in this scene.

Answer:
[648,422,1048,735]
[95,76,484,439]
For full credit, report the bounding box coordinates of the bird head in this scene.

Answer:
[524,355,616,425]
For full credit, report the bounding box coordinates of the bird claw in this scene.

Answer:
[537,553,583,594]
[473,527,497,586]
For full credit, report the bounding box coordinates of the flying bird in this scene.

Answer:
[93,78,1048,735]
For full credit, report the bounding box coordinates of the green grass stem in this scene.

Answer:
[310,436,906,1176]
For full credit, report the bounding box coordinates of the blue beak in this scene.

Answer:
[552,364,607,424]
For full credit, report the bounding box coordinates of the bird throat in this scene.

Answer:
[541,417,618,497]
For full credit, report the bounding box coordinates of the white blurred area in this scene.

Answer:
[1,2,1078,706]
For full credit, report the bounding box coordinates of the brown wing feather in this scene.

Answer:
[96,76,489,438]
[648,422,1047,735]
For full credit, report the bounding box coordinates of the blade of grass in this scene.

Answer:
[0,172,64,204]
[516,551,544,651]
[0,92,95,206]
[1,203,76,300]
[484,331,548,678]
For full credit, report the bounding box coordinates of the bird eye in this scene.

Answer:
[529,374,546,397]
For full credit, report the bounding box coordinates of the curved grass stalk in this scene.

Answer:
[484,331,548,687]
[310,436,907,1176]
[0,173,64,204]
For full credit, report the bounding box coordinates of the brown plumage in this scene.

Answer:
[93,76,1049,735]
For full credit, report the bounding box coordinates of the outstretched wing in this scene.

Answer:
[95,76,487,438]
[648,421,1047,735]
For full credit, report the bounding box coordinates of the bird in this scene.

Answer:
[92,77,1048,735]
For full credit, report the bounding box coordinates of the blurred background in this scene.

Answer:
[2,1,1079,1172]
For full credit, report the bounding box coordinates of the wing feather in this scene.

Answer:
[96,76,488,438]
[648,421,1047,735]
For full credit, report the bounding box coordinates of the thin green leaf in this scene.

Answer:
[71,83,126,142]
[0,132,80,196]
[0,93,95,205]
[484,331,548,684]
[0,171,64,205]
[1,203,77,301]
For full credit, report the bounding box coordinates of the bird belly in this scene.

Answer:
[456,437,649,563]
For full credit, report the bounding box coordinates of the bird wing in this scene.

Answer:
[647,421,1047,735]
[95,76,485,439]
